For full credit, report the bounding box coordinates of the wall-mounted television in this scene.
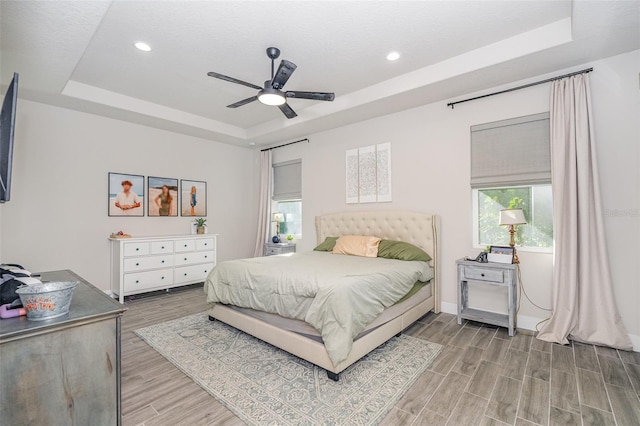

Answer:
[0,72,19,203]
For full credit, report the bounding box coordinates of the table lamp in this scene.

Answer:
[499,208,527,264]
[272,212,284,243]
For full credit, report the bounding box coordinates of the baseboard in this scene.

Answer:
[440,301,639,352]
[629,333,640,353]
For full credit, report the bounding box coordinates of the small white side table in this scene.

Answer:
[456,259,518,336]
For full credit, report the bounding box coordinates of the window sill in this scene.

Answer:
[474,245,553,254]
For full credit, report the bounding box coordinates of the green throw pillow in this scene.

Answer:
[377,240,432,262]
[313,236,339,252]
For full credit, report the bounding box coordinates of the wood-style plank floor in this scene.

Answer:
[121,285,640,426]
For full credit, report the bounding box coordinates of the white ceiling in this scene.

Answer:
[1,1,639,147]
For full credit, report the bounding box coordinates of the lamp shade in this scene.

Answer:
[272,212,284,222]
[499,208,526,226]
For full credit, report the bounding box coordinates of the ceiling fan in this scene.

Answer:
[207,47,335,119]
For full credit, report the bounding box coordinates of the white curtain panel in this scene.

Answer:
[252,150,273,257]
[537,74,632,350]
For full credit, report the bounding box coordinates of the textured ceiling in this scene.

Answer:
[1,1,639,146]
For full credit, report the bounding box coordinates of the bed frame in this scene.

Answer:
[207,210,440,380]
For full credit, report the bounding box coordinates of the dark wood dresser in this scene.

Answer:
[0,270,126,425]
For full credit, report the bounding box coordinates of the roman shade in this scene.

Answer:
[272,159,302,201]
[470,112,551,188]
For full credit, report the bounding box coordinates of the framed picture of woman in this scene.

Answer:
[148,177,179,217]
[180,180,207,217]
[108,172,145,217]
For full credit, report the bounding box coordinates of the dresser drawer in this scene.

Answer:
[196,238,215,251]
[123,242,149,257]
[175,239,196,253]
[124,269,174,292]
[150,241,174,255]
[124,255,173,272]
[462,266,504,283]
[175,251,215,266]
[174,263,214,284]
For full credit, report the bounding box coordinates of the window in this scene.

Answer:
[474,185,553,249]
[471,113,553,250]
[273,159,302,237]
[275,200,302,237]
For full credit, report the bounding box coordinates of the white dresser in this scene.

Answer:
[109,234,217,303]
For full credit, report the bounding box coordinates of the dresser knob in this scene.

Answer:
[184,244,187,247]
[136,248,139,251]
[481,273,485,277]
[184,273,187,276]
[135,280,139,283]
[136,263,139,266]
[204,243,207,246]
[184,257,187,261]
[161,276,164,280]
[161,260,165,264]
[205,256,208,259]
[161,246,165,249]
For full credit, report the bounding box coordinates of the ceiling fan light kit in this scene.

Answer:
[258,84,286,106]
[208,47,335,119]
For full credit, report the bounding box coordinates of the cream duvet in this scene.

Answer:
[204,251,433,366]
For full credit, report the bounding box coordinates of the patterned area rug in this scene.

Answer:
[135,313,442,425]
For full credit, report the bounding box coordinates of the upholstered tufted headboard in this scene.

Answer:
[315,210,440,312]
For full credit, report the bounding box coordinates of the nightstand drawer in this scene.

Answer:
[265,247,280,256]
[462,266,504,283]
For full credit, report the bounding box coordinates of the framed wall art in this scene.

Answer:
[108,172,145,217]
[148,176,178,217]
[180,180,207,217]
[346,143,392,204]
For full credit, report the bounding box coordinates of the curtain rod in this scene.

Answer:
[260,138,309,152]
[447,67,594,109]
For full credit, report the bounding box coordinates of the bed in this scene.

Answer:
[205,210,440,380]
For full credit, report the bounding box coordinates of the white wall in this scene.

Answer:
[0,100,257,291]
[273,50,640,347]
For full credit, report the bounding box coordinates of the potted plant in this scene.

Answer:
[194,218,207,234]
[286,234,294,243]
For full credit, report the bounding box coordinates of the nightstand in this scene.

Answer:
[456,259,518,336]
[264,242,296,256]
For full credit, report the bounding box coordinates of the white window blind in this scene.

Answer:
[272,159,302,201]
[470,112,551,188]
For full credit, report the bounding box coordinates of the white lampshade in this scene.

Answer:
[499,208,526,226]
[272,212,284,222]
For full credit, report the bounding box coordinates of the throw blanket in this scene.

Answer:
[204,251,432,366]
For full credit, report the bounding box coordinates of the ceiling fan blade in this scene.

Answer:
[207,71,262,90]
[285,91,335,101]
[278,103,298,119]
[226,96,258,108]
[271,60,297,89]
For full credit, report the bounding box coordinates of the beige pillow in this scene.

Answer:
[332,235,382,257]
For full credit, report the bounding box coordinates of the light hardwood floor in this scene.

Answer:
[121,285,640,426]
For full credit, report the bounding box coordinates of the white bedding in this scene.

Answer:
[204,251,433,366]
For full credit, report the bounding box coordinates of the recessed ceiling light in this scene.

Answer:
[386,51,400,61]
[134,42,151,52]
[249,142,256,146]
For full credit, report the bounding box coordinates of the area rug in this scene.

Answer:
[135,313,442,425]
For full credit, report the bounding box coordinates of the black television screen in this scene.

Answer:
[0,72,18,203]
